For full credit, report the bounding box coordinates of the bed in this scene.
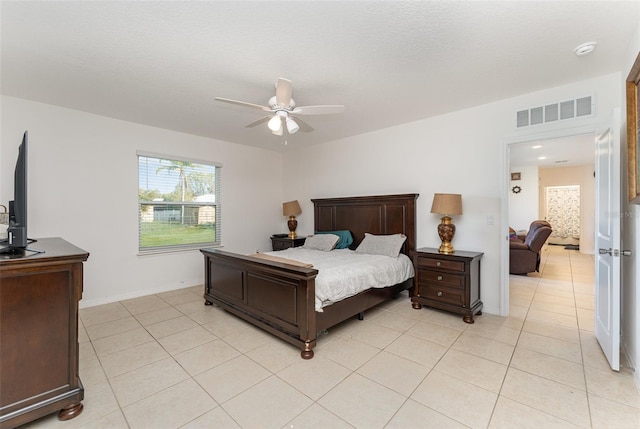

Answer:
[200,193,418,359]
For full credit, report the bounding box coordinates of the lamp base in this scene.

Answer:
[437,216,456,254]
[438,241,455,254]
[287,216,298,239]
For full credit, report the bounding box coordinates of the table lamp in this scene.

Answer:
[283,200,302,239]
[430,193,462,254]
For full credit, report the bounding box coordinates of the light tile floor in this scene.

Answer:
[21,245,640,428]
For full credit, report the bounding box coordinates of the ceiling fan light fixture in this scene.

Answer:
[268,115,282,132]
[286,117,299,134]
[215,77,345,138]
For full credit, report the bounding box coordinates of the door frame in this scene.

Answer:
[501,124,599,316]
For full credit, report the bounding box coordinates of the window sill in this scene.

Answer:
[137,244,222,257]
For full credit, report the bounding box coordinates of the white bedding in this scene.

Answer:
[264,248,414,312]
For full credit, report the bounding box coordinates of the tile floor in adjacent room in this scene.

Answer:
[21,245,640,428]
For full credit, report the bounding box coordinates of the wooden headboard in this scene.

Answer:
[311,193,419,258]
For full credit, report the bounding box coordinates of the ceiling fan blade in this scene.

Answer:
[292,105,345,115]
[294,117,314,133]
[245,116,271,128]
[275,78,293,107]
[215,97,271,111]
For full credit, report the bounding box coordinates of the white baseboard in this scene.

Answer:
[622,342,640,393]
[481,305,500,316]
[79,282,202,309]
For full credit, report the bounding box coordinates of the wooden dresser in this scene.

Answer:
[0,238,89,428]
[411,247,483,323]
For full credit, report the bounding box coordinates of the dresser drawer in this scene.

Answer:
[418,284,464,307]
[418,269,464,289]
[416,257,465,272]
[272,240,290,251]
[271,237,305,251]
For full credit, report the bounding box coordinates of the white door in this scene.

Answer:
[595,108,621,371]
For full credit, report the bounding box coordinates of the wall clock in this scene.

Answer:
[511,185,522,194]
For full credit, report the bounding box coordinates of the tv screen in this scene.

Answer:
[4,131,28,250]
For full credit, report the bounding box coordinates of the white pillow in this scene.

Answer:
[303,234,340,251]
[355,233,406,258]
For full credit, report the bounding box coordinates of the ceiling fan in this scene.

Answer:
[215,78,345,136]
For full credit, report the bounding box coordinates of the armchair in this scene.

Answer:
[509,220,552,275]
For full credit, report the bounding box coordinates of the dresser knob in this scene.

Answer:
[437,291,443,297]
[436,261,442,266]
[437,275,443,281]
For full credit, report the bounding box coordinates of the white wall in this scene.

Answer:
[508,164,539,232]
[0,96,284,307]
[282,73,622,316]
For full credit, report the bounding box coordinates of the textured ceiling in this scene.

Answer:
[1,1,638,154]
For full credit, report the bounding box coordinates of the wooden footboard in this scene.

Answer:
[201,248,320,358]
[202,248,412,359]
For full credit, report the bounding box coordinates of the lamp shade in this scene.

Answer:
[430,193,462,216]
[268,115,282,132]
[286,117,300,134]
[283,200,302,216]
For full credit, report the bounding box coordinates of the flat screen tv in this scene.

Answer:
[1,131,38,254]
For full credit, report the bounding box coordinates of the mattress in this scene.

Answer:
[265,247,414,311]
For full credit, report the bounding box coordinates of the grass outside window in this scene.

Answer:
[139,221,216,249]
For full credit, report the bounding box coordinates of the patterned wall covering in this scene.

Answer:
[546,185,580,244]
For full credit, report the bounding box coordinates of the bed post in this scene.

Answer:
[301,341,314,359]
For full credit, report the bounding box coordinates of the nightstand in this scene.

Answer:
[271,236,306,251]
[411,247,483,323]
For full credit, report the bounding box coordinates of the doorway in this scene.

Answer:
[503,114,622,372]
[508,134,595,250]
[502,130,597,316]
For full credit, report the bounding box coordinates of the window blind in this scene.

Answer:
[137,152,221,253]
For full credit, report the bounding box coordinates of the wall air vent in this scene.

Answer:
[516,95,593,128]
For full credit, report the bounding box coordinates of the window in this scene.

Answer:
[138,152,221,253]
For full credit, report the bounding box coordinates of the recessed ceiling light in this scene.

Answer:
[538,156,547,160]
[574,42,597,56]
[532,144,543,149]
